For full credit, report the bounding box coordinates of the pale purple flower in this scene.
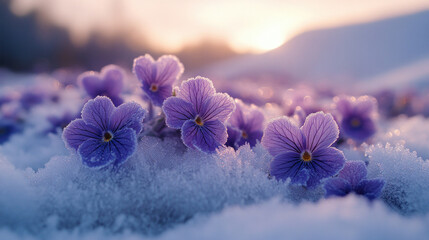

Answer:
[133,54,184,106]
[79,65,125,106]
[334,96,377,143]
[162,77,235,153]
[324,161,385,200]
[226,99,264,149]
[63,96,146,168]
[262,112,345,188]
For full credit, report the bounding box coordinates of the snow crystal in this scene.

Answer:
[366,143,429,215]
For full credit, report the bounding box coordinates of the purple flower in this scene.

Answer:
[262,112,345,187]
[0,119,20,144]
[79,65,125,106]
[324,161,385,200]
[133,54,184,106]
[63,96,146,168]
[334,96,377,143]
[226,99,264,149]
[162,77,235,153]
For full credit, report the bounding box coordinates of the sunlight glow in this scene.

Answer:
[8,0,429,54]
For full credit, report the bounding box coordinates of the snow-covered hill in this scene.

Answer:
[198,10,429,90]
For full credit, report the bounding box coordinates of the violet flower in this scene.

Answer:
[162,77,235,153]
[133,54,184,106]
[262,112,345,187]
[226,99,264,149]
[79,65,125,106]
[334,96,377,143]
[47,112,80,133]
[63,96,146,168]
[324,161,385,200]
[0,119,19,144]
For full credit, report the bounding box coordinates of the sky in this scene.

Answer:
[8,0,429,53]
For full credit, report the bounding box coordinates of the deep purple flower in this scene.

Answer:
[63,96,146,168]
[324,161,385,200]
[79,65,125,106]
[226,99,264,149]
[0,119,19,144]
[334,96,377,143]
[262,112,345,187]
[162,77,235,153]
[133,54,184,106]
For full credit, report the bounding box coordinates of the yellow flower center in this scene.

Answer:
[150,84,158,92]
[103,131,113,142]
[195,116,204,126]
[301,151,312,162]
[241,131,248,139]
[350,117,361,128]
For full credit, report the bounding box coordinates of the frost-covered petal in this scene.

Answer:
[78,140,115,168]
[142,82,173,106]
[225,126,240,148]
[101,65,124,97]
[335,96,353,115]
[355,179,385,200]
[177,77,216,113]
[261,117,305,156]
[109,101,146,134]
[163,97,196,129]
[62,119,101,150]
[307,147,345,187]
[181,119,227,153]
[338,161,367,187]
[355,96,377,116]
[246,108,265,133]
[201,93,235,122]
[324,178,352,197]
[236,130,263,148]
[79,73,102,98]
[81,96,115,131]
[154,55,184,86]
[270,151,304,182]
[133,54,156,85]
[109,128,138,166]
[301,112,339,152]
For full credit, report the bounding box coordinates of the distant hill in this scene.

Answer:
[199,10,429,90]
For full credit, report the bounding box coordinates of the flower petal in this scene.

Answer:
[62,119,101,150]
[355,96,377,116]
[200,93,235,122]
[261,117,305,157]
[301,112,339,152]
[355,178,385,200]
[101,65,124,97]
[109,102,146,134]
[78,140,115,168]
[236,130,263,148]
[270,151,307,183]
[142,82,173,106]
[307,147,345,187]
[176,77,216,113]
[163,97,196,129]
[133,54,156,85]
[109,128,138,166]
[225,126,240,148]
[338,161,367,187]
[246,108,265,133]
[181,119,227,153]
[79,72,102,98]
[155,55,184,86]
[341,116,376,142]
[81,96,115,131]
[324,178,352,197]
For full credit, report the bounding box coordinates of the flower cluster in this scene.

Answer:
[0,53,389,201]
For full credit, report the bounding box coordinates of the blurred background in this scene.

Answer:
[1,0,429,88]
